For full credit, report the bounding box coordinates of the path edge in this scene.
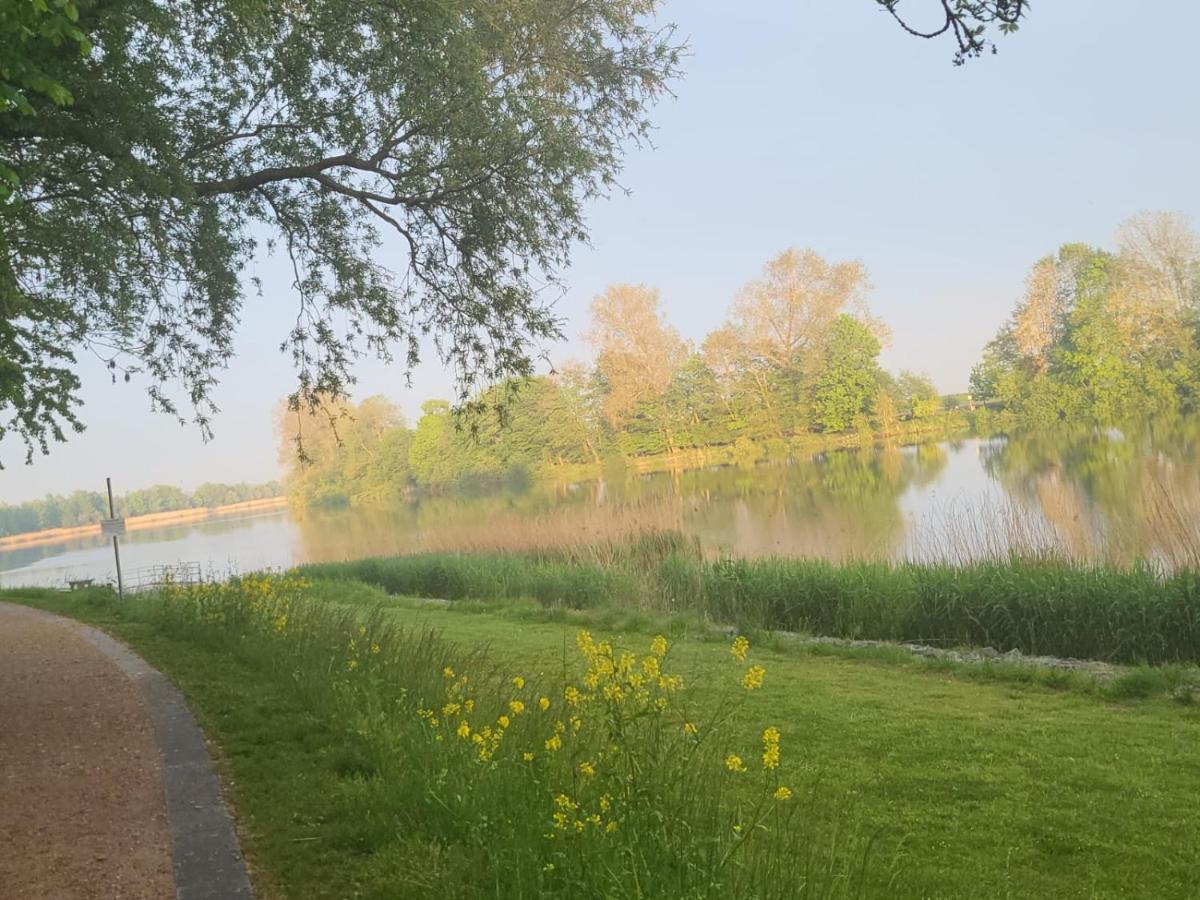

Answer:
[1,603,254,900]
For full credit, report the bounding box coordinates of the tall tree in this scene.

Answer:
[1,0,681,465]
[1012,257,1067,373]
[731,249,876,374]
[585,283,688,427]
[813,315,883,432]
[1115,211,1200,313]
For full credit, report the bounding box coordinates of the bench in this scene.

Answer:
[67,578,95,591]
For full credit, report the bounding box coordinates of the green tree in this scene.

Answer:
[2,1,681,465]
[813,315,883,432]
[896,371,941,419]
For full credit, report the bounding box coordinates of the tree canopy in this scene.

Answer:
[970,212,1200,426]
[875,1,1027,65]
[277,247,959,507]
[0,0,681,465]
[1,0,1030,469]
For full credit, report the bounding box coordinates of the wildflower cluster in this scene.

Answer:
[401,627,804,892]
[720,636,792,806]
[161,571,310,632]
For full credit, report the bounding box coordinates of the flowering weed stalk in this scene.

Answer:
[146,578,869,898]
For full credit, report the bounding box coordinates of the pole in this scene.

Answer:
[107,477,124,599]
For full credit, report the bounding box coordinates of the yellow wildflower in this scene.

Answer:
[564,685,583,706]
[742,665,766,691]
[513,676,525,690]
[273,614,288,633]
[442,702,461,716]
[599,794,612,812]
[523,751,535,762]
[570,716,583,733]
[554,794,578,811]
[762,726,781,770]
[650,634,668,657]
[683,722,699,735]
[774,786,793,801]
[464,699,475,713]
[509,700,525,716]
[538,697,551,711]
[347,658,359,672]
[456,721,471,739]
[579,760,596,777]
[731,635,750,661]
[443,666,455,679]
[497,715,511,729]
[545,734,563,752]
[725,754,746,773]
[605,820,618,834]
[371,643,381,655]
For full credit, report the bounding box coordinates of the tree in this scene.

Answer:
[732,249,877,374]
[875,0,1028,65]
[1115,212,1200,313]
[1012,257,1067,373]
[813,315,883,432]
[585,284,689,427]
[972,215,1200,425]
[1,0,681,465]
[896,371,941,419]
[873,386,900,437]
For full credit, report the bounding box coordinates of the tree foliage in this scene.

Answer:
[876,0,1028,65]
[279,247,955,507]
[1,0,681,466]
[971,212,1200,425]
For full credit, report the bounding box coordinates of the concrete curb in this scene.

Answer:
[3,604,254,900]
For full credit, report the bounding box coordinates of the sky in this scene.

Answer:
[3,0,1199,503]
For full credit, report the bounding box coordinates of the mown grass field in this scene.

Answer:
[9,579,1200,899]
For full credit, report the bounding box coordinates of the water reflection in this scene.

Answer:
[4,425,1200,587]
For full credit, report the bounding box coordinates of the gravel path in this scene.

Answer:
[0,604,174,900]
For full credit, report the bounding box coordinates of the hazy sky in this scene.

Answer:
[4,0,1199,502]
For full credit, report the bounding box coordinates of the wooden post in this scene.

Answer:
[106,477,124,599]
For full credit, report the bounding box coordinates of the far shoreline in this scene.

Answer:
[0,496,289,551]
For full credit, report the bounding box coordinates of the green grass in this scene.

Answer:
[9,580,1200,898]
[299,544,1200,665]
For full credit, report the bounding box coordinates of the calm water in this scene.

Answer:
[4,426,1199,588]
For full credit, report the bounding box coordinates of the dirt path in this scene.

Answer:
[0,604,174,900]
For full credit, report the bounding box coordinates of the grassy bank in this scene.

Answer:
[298,540,1200,665]
[8,578,1200,899]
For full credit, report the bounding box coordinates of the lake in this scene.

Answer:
[4,425,1199,588]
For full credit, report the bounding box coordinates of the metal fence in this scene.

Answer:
[124,562,205,593]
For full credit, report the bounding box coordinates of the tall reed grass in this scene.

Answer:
[300,535,1200,665]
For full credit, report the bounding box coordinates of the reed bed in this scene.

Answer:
[300,535,1200,665]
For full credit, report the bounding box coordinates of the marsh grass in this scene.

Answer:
[124,575,875,899]
[300,537,1200,665]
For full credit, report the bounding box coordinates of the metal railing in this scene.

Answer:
[124,562,205,593]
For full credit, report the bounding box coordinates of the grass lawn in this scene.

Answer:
[8,583,1200,899]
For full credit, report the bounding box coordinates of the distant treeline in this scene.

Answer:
[0,481,282,538]
[972,211,1200,426]
[280,247,967,509]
